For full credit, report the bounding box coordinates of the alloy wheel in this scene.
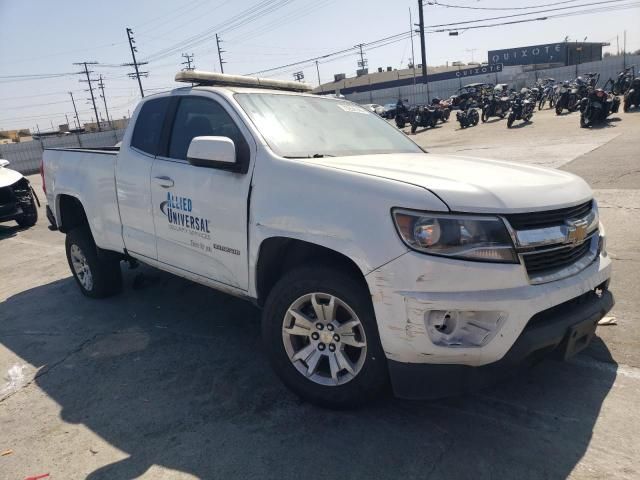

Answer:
[282,293,367,386]
[70,244,93,291]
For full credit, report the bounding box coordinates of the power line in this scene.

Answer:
[427,0,584,11]
[423,0,631,29]
[73,61,101,132]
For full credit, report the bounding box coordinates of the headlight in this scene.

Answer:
[392,209,517,263]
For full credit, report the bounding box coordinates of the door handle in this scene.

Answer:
[154,176,174,188]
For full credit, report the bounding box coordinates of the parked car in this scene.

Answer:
[43,70,613,408]
[0,159,39,228]
[362,103,385,115]
[382,103,398,118]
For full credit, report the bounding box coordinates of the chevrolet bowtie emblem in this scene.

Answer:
[565,218,589,245]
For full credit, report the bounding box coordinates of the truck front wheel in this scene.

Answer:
[65,227,122,298]
[262,265,388,408]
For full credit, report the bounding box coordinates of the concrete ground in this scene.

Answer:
[1,107,639,480]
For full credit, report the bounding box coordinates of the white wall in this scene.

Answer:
[0,129,126,174]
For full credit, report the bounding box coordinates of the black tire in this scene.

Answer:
[262,264,388,409]
[481,108,488,122]
[16,190,38,228]
[65,226,122,298]
[623,98,630,113]
[580,113,590,128]
[555,105,563,115]
[507,114,515,128]
[395,116,405,128]
[410,122,417,134]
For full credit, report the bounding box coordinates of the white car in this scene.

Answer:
[362,103,385,115]
[0,159,38,228]
[42,71,613,408]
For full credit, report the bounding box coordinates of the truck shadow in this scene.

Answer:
[0,266,617,480]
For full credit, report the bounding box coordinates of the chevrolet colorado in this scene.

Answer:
[42,71,613,408]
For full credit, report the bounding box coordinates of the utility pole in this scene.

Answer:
[417,0,430,102]
[355,43,367,72]
[315,60,321,88]
[181,53,195,70]
[409,7,416,87]
[97,75,112,129]
[68,91,81,129]
[216,34,226,73]
[623,30,627,69]
[124,28,148,97]
[73,61,101,132]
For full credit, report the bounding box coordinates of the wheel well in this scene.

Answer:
[57,195,88,233]
[255,237,367,306]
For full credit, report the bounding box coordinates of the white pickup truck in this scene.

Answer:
[43,71,613,408]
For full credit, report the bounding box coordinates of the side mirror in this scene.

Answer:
[0,159,10,168]
[186,136,236,169]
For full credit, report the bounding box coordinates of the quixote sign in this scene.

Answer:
[488,43,567,66]
[455,63,503,78]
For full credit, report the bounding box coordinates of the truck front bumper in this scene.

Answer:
[388,286,613,399]
[365,247,613,399]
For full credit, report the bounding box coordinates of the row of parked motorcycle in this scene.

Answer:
[383,66,640,132]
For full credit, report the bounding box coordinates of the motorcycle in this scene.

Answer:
[579,87,620,127]
[410,104,439,133]
[612,66,635,95]
[430,98,451,123]
[394,102,411,128]
[623,77,640,112]
[555,81,580,115]
[537,79,556,110]
[507,90,535,128]
[456,101,479,129]
[481,93,510,122]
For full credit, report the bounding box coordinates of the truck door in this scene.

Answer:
[150,94,254,290]
[116,97,171,259]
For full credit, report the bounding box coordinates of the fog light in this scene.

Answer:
[425,310,506,347]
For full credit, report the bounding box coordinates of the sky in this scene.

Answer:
[1,0,639,131]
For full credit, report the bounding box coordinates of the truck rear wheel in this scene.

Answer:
[65,227,122,298]
[262,265,388,408]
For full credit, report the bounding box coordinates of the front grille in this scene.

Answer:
[505,200,593,230]
[522,239,592,275]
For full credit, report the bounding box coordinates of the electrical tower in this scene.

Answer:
[293,71,304,82]
[97,75,113,129]
[216,34,226,73]
[124,28,148,98]
[68,91,81,129]
[73,61,101,132]
[181,53,195,71]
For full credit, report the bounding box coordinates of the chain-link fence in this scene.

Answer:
[0,129,126,175]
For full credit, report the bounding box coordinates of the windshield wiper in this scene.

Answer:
[283,153,336,159]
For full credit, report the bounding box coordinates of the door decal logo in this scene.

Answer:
[160,192,211,234]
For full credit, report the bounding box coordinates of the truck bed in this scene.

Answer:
[43,147,125,253]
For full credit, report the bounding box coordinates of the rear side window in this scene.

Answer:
[168,96,249,163]
[130,97,170,155]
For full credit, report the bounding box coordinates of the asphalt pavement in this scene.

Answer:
[1,107,639,480]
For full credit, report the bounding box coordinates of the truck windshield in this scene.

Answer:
[234,93,423,158]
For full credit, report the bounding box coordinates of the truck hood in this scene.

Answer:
[0,166,23,188]
[306,153,592,213]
